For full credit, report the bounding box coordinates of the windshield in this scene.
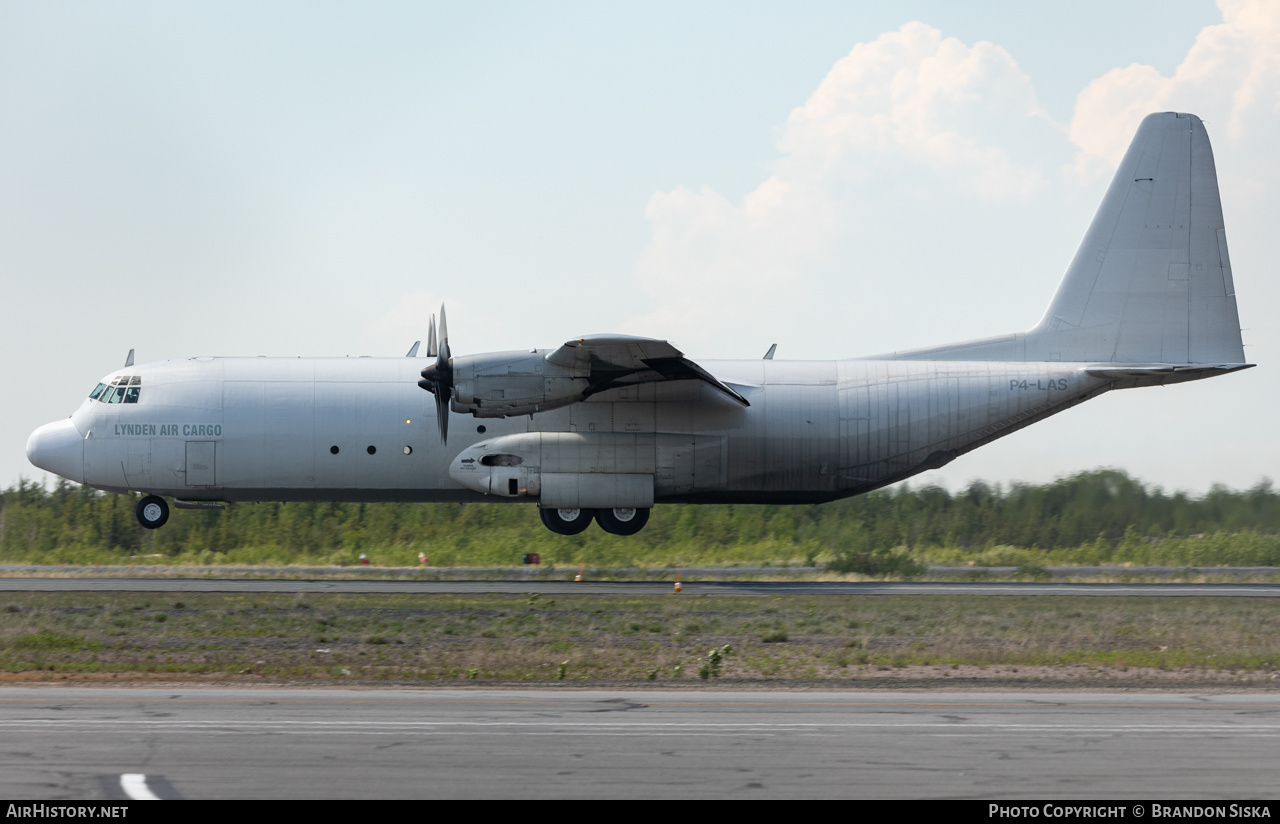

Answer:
[94,376,141,404]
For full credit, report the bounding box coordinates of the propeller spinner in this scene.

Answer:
[417,305,453,443]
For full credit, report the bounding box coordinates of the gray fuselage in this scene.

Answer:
[66,354,1109,505]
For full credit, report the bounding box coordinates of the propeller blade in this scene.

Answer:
[434,389,449,443]
[418,303,454,443]
[438,304,450,363]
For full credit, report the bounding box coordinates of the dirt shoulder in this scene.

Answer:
[3,590,1280,689]
[3,664,1280,692]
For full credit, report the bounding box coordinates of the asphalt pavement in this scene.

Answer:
[1,687,1278,799]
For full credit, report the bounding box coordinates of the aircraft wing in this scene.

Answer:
[545,334,749,405]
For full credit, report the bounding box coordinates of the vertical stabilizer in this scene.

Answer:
[882,112,1247,366]
[1029,112,1244,364]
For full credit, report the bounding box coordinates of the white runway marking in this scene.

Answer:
[119,774,159,800]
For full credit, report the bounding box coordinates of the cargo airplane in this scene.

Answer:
[27,113,1251,536]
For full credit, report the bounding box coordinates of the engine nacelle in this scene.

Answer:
[449,351,590,418]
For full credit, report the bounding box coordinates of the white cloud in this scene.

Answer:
[780,22,1048,200]
[627,22,1051,351]
[1067,0,1280,187]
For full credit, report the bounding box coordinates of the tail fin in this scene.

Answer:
[885,112,1247,365]
[1032,112,1244,364]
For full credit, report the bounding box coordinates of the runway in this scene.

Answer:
[3,577,1280,596]
[2,687,1278,799]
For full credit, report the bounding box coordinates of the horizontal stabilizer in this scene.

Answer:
[1084,363,1253,379]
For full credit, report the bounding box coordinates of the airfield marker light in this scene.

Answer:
[359,553,369,566]
[418,552,428,566]
[674,567,682,593]
[575,562,583,582]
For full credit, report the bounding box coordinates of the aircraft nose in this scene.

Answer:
[26,419,84,483]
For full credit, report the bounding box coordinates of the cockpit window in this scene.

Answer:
[97,376,141,403]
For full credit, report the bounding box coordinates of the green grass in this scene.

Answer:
[13,631,101,652]
[2,591,1280,684]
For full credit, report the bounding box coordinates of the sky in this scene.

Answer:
[3,0,1277,495]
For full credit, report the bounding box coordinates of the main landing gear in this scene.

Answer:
[538,506,651,536]
[595,507,649,536]
[539,507,595,535]
[135,495,170,529]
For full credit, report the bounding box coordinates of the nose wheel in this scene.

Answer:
[135,495,170,529]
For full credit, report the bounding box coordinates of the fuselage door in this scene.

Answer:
[124,440,151,488]
[185,441,217,486]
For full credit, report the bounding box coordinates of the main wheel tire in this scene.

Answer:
[595,507,650,536]
[539,506,596,535]
[135,495,170,529]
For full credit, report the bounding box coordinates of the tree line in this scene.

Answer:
[2,469,1278,567]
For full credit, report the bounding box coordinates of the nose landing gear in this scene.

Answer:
[135,495,170,529]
